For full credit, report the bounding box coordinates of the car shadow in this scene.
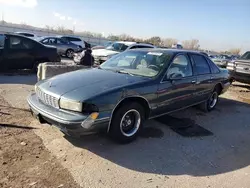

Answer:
[64,97,250,177]
[0,123,37,130]
[232,83,250,90]
[0,74,37,85]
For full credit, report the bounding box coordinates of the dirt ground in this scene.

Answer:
[0,95,80,187]
[0,74,250,188]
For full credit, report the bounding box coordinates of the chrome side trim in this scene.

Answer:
[107,96,151,132]
[95,117,110,122]
[148,99,207,119]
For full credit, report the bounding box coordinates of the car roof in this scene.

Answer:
[59,35,81,39]
[115,41,137,45]
[129,48,208,55]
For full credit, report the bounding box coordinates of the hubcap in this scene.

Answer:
[209,92,218,108]
[120,109,141,137]
[67,50,73,58]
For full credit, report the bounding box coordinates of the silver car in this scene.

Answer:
[39,37,82,58]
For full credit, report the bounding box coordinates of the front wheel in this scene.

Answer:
[109,102,145,144]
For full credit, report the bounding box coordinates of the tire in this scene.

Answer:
[66,49,74,58]
[31,61,39,73]
[199,87,220,112]
[109,102,145,144]
[56,55,61,62]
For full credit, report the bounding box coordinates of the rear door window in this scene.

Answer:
[190,54,211,75]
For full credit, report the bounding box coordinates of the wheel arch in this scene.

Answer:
[214,82,223,95]
[107,96,151,132]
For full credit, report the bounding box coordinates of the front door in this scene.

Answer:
[4,36,35,70]
[154,54,197,116]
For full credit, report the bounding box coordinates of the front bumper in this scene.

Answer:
[221,81,231,94]
[228,70,250,84]
[27,93,110,136]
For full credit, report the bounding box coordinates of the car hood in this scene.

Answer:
[92,49,119,57]
[38,68,149,101]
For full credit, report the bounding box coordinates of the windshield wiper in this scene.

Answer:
[116,70,134,76]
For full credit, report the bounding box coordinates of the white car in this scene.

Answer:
[92,41,156,64]
[60,36,85,49]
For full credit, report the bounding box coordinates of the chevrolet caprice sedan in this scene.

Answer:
[28,49,230,143]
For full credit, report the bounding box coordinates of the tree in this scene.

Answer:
[145,36,162,46]
[107,34,120,41]
[182,39,200,50]
[45,25,54,31]
[228,48,241,55]
[161,38,178,47]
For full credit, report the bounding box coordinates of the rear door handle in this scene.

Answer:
[191,80,196,84]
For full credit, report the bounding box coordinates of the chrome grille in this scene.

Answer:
[36,87,59,108]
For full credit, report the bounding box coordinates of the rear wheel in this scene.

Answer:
[109,102,145,144]
[199,87,220,112]
[31,61,40,73]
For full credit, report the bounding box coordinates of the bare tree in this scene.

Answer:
[228,48,241,55]
[161,38,178,47]
[145,36,162,46]
[45,25,55,31]
[182,39,200,50]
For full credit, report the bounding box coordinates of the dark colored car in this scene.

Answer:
[227,51,250,84]
[39,37,83,58]
[27,49,230,143]
[0,33,60,71]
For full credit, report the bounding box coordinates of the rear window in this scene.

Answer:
[18,33,35,37]
[0,34,5,48]
[65,37,81,42]
[206,57,220,74]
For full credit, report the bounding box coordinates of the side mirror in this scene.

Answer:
[169,73,183,80]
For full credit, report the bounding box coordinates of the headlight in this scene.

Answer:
[59,98,82,112]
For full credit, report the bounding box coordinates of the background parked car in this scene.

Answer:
[91,41,114,50]
[210,54,231,68]
[227,51,250,84]
[59,35,89,49]
[0,33,60,72]
[39,36,83,58]
[92,41,156,64]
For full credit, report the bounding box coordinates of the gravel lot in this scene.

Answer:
[1,74,250,188]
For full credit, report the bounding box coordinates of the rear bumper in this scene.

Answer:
[27,93,110,136]
[228,71,250,84]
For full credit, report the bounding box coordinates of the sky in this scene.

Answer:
[0,0,249,52]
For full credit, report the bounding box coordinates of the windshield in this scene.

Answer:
[100,50,173,77]
[240,51,250,60]
[105,42,129,52]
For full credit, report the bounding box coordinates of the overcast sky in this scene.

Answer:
[0,0,249,52]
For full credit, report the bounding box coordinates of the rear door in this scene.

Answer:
[189,53,214,102]
[155,53,197,115]
[3,35,35,70]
